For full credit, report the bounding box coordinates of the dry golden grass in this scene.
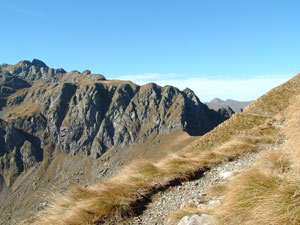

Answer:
[215,165,300,225]
[258,150,292,174]
[207,184,227,199]
[188,113,273,151]
[245,73,300,116]
[127,130,199,163]
[211,77,300,225]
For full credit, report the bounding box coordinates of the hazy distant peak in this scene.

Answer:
[206,97,253,113]
[210,97,224,104]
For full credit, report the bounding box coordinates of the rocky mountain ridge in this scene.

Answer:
[0,60,226,157]
[0,59,230,224]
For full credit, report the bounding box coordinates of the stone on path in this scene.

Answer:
[177,214,213,225]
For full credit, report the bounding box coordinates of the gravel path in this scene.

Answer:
[128,152,259,225]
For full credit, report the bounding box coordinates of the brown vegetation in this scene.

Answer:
[210,75,300,225]
[215,152,300,225]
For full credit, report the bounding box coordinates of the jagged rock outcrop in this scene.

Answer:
[0,119,43,187]
[0,59,106,109]
[0,174,5,192]
[0,60,227,161]
[0,59,66,82]
[217,106,235,120]
[4,81,225,159]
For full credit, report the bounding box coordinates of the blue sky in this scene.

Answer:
[1,0,299,101]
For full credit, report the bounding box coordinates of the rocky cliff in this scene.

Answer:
[0,59,229,224]
[0,59,227,160]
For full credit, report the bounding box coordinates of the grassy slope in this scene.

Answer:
[169,73,300,225]
[214,75,300,225]
[29,74,300,225]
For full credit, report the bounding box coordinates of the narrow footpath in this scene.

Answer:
[128,151,259,225]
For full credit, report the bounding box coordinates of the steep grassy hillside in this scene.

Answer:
[213,74,300,225]
[167,73,300,225]
[28,74,300,224]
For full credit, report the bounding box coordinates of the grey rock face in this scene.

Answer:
[0,119,25,156]
[20,141,42,170]
[0,174,5,192]
[1,70,228,159]
[0,59,229,184]
[0,72,31,99]
[3,59,66,82]
[177,214,213,225]
[217,106,235,120]
[0,59,68,110]
[0,72,31,90]
[0,119,43,186]
[183,88,227,136]
[2,78,227,159]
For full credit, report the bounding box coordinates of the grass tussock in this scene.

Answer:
[207,184,227,199]
[211,87,300,225]
[258,150,292,174]
[214,146,300,225]
[216,167,300,225]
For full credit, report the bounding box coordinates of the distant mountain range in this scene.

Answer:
[205,97,253,112]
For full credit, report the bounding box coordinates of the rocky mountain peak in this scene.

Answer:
[210,97,224,104]
[31,59,48,68]
[0,60,228,160]
[82,69,91,75]
[0,59,67,83]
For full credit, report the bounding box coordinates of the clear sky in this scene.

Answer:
[1,0,299,101]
